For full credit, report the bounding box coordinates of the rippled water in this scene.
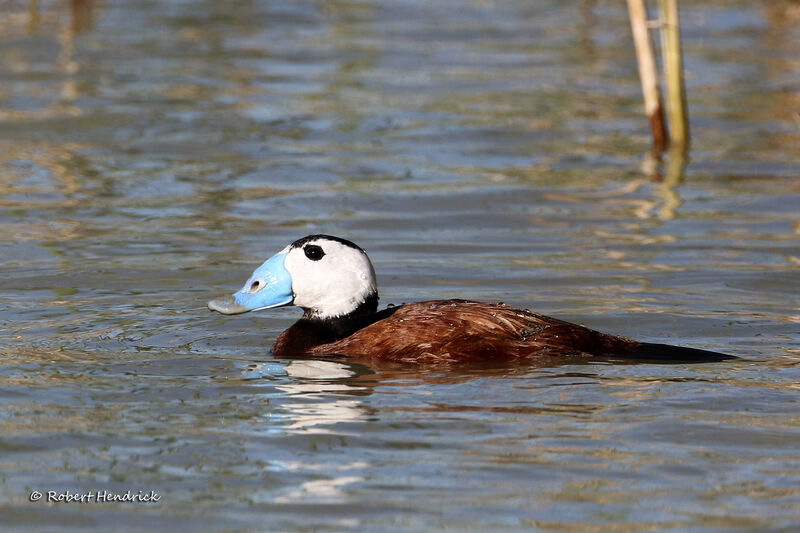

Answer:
[1,0,799,530]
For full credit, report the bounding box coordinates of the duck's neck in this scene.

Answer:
[272,293,380,355]
[302,293,380,340]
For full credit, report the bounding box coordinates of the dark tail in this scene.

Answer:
[626,342,736,363]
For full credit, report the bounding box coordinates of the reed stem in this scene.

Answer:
[627,0,667,153]
[658,0,689,150]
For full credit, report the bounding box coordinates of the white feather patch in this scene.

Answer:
[283,238,377,319]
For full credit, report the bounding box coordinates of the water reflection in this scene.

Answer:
[236,355,733,435]
[636,147,688,220]
[235,357,612,442]
[244,359,367,434]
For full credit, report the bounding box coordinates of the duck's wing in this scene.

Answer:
[310,299,641,362]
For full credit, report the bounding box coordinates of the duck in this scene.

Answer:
[208,234,732,363]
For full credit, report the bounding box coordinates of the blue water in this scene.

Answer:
[1,0,798,530]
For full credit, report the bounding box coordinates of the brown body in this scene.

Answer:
[273,299,649,362]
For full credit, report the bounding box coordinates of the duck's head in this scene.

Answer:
[208,234,378,320]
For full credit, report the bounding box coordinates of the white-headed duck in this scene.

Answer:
[208,234,732,363]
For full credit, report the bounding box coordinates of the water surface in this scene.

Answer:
[1,0,799,530]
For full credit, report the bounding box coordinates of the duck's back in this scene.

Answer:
[277,299,641,362]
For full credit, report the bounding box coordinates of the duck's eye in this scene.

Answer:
[304,244,325,261]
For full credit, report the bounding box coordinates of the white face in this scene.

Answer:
[283,237,377,319]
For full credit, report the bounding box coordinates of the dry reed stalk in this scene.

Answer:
[658,0,689,150]
[627,0,667,153]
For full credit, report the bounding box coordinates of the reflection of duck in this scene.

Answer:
[209,235,731,363]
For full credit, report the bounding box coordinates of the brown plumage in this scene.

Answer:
[272,299,728,363]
